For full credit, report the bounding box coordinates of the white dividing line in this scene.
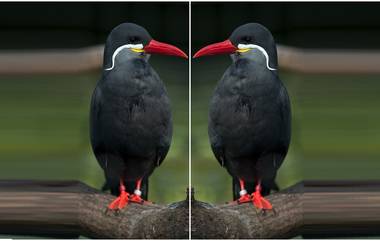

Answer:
[188,2,192,240]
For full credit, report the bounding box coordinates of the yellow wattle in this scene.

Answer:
[236,48,251,53]
[131,48,145,53]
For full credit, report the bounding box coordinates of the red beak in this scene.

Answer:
[193,39,237,58]
[144,39,188,59]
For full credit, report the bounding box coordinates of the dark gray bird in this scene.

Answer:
[90,23,187,210]
[194,23,291,209]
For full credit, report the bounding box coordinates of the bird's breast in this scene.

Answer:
[210,84,283,154]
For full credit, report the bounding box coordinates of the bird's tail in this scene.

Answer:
[232,177,278,200]
[102,176,149,200]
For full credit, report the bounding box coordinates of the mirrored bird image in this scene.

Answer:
[194,23,291,210]
[90,23,188,210]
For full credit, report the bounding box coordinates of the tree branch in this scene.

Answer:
[0,180,188,239]
[191,180,380,239]
[1,180,380,238]
[191,183,302,239]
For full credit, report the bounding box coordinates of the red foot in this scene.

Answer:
[237,193,251,203]
[235,179,273,210]
[129,193,144,203]
[108,191,130,210]
[236,192,272,209]
[108,192,146,210]
[130,193,152,205]
[108,178,152,210]
[252,190,272,210]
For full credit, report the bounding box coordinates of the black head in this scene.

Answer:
[104,23,152,57]
[194,23,278,69]
[103,22,187,70]
[103,23,151,69]
[230,23,277,66]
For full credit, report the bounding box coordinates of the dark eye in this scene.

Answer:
[242,36,252,42]
[129,36,140,43]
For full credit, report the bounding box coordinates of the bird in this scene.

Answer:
[193,23,291,210]
[90,23,187,210]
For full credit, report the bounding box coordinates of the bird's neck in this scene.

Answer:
[231,49,277,72]
[218,57,279,96]
[103,48,149,71]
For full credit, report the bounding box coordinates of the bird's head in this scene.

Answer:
[193,23,277,70]
[104,23,188,71]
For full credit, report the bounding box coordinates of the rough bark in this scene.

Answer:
[0,180,188,239]
[191,180,380,239]
[191,183,302,239]
[1,180,380,239]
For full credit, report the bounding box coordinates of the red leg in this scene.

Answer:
[108,178,130,210]
[235,179,273,210]
[252,182,272,210]
[107,178,149,210]
[129,178,145,204]
[237,179,251,203]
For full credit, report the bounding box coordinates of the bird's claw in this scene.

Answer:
[107,192,148,211]
[107,191,130,210]
[252,191,272,210]
[129,194,146,204]
[235,192,273,210]
[237,193,252,204]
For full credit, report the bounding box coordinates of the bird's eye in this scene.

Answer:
[242,36,252,42]
[129,36,140,43]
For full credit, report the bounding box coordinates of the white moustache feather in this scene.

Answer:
[105,44,144,71]
[237,44,276,71]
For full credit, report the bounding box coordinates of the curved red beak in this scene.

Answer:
[193,39,237,58]
[144,39,188,59]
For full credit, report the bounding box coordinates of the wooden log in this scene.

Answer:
[0,180,189,239]
[191,180,380,238]
[191,183,302,239]
[1,180,380,238]
[302,180,380,238]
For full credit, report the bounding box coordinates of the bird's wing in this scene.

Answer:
[148,70,173,167]
[274,83,292,168]
[155,101,172,167]
[89,85,107,169]
[211,140,225,167]
[279,83,291,147]
[208,95,226,167]
[156,143,170,166]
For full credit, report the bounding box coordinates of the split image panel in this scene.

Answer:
[0,1,380,239]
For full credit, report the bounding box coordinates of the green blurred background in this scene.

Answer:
[0,3,189,204]
[192,3,380,203]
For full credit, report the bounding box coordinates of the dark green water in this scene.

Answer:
[0,57,189,204]
[192,57,380,203]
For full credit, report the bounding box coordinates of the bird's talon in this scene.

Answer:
[108,191,131,210]
[234,188,273,210]
[252,191,273,210]
[129,194,144,204]
[237,193,252,204]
